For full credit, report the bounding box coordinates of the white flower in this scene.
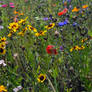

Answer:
[13,53,18,59]
[0,26,4,29]
[0,60,6,66]
[13,85,22,92]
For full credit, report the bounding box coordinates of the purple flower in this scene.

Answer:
[43,17,49,21]
[60,46,64,51]
[0,1,4,3]
[72,22,79,27]
[67,0,71,2]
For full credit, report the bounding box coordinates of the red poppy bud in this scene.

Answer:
[46,45,57,55]
[58,8,68,16]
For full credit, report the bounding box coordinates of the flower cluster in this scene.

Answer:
[70,45,85,52]
[0,37,7,55]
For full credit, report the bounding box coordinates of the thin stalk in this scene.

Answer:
[46,75,56,92]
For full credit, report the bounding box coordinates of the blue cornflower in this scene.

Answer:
[72,22,78,27]
[58,19,68,27]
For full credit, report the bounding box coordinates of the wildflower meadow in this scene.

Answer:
[0,0,92,92]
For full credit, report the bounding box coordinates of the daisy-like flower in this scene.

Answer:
[18,19,25,24]
[37,74,46,83]
[28,25,37,32]
[72,7,80,12]
[8,22,19,32]
[81,38,88,43]
[74,45,79,51]
[0,85,7,92]
[70,45,85,52]
[0,47,6,55]
[0,37,6,42]
[79,45,85,50]
[35,30,47,37]
[70,47,74,52]
[45,23,55,30]
[18,17,28,24]
[0,42,6,48]
[18,27,27,36]
[18,31,25,36]
[7,32,13,37]
[70,45,79,52]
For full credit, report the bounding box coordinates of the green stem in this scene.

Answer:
[46,75,56,92]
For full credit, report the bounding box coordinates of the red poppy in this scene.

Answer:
[58,8,68,16]
[46,45,57,55]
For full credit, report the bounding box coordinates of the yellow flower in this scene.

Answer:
[18,31,24,36]
[7,33,12,37]
[72,7,80,12]
[0,37,6,42]
[28,25,37,32]
[74,45,79,50]
[82,5,88,9]
[81,38,88,43]
[37,74,46,83]
[18,19,25,24]
[0,47,6,55]
[0,85,7,92]
[18,17,28,24]
[18,27,27,36]
[80,45,85,50]
[35,30,47,37]
[45,23,55,30]
[70,48,74,52]
[0,42,6,48]
[8,22,19,32]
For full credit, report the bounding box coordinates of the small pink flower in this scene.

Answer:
[24,0,28,2]
[10,6,15,8]
[1,4,7,7]
[9,3,14,5]
[9,3,15,8]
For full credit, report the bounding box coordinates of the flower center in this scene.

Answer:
[12,25,16,28]
[0,48,4,53]
[30,27,34,30]
[48,24,53,27]
[40,76,44,80]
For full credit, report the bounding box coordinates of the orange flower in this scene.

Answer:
[64,1,67,6]
[14,10,18,14]
[82,5,88,9]
[72,7,80,12]
[18,13,24,15]
[13,15,18,22]
[52,4,56,7]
